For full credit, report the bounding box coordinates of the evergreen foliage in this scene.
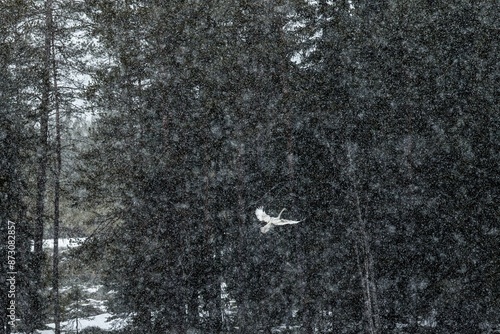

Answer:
[0,0,498,333]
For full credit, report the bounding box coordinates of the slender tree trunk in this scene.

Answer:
[346,143,380,334]
[202,156,223,332]
[50,2,61,331]
[283,68,294,179]
[136,306,152,333]
[235,139,249,333]
[32,0,53,330]
[187,289,199,329]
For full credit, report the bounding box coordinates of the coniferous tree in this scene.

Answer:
[1,2,47,332]
[0,38,26,334]
[49,0,62,329]
[74,0,499,332]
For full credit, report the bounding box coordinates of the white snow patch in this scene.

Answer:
[30,238,86,252]
[37,313,127,333]
[45,238,86,250]
[83,285,103,294]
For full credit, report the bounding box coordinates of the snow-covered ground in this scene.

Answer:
[38,313,127,333]
[12,282,128,334]
[30,238,86,252]
[12,311,129,334]
[21,237,125,333]
[43,238,86,250]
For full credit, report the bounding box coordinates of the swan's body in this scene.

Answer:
[255,207,301,233]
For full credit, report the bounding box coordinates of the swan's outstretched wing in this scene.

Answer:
[255,207,272,223]
[273,218,301,226]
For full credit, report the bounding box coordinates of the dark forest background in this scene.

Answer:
[1,1,499,333]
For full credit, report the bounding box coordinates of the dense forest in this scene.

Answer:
[1,0,499,333]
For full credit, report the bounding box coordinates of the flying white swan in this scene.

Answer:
[255,207,301,233]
